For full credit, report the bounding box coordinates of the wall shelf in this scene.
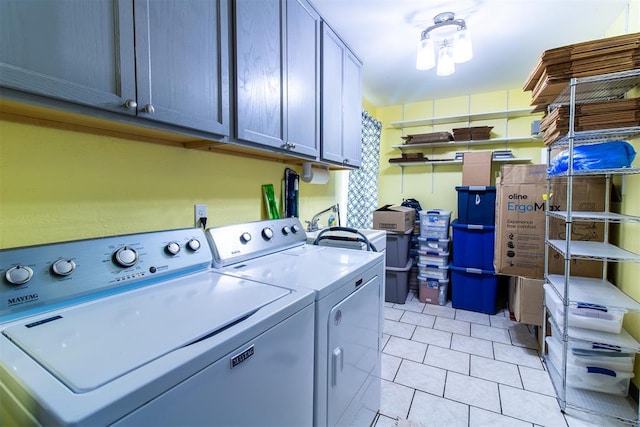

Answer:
[391,136,540,151]
[389,157,532,167]
[389,107,535,128]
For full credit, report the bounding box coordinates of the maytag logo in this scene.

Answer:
[8,293,39,306]
[230,345,254,368]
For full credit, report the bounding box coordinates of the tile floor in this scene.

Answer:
[372,291,629,427]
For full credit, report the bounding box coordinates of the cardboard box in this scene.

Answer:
[494,164,605,279]
[462,151,493,186]
[508,276,544,326]
[373,205,415,232]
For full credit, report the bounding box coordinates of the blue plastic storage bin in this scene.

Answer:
[455,186,496,225]
[451,220,495,270]
[450,264,498,314]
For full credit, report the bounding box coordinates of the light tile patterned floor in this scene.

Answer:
[373,291,629,427]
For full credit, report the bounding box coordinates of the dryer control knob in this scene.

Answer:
[5,265,33,285]
[52,259,76,276]
[114,247,138,268]
[186,239,201,252]
[282,226,291,235]
[291,224,301,233]
[240,232,252,244]
[262,227,274,240]
[165,242,181,255]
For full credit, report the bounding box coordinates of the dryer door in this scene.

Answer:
[327,275,381,426]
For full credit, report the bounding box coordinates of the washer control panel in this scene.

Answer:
[206,218,306,268]
[0,228,212,320]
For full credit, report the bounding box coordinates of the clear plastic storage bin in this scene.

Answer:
[418,263,449,280]
[419,210,451,238]
[546,337,634,396]
[418,237,450,252]
[418,249,449,266]
[546,334,635,372]
[544,284,626,334]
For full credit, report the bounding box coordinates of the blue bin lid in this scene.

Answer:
[451,219,495,231]
[450,264,495,275]
[455,186,496,192]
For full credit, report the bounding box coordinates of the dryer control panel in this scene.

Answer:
[0,228,212,321]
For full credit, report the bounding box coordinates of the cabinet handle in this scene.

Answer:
[144,104,155,114]
[343,159,350,164]
[124,99,138,110]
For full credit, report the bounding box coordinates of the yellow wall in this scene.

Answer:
[376,89,544,214]
[0,119,340,248]
[608,0,640,388]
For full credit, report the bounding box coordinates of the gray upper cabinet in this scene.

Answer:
[233,0,319,158]
[0,0,136,112]
[0,0,229,136]
[321,23,362,168]
[134,0,229,135]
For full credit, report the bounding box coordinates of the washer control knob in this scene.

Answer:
[262,227,274,240]
[5,265,33,285]
[240,232,252,244]
[291,224,301,233]
[52,259,76,276]
[114,246,138,268]
[282,226,291,235]
[165,242,181,255]
[186,239,201,252]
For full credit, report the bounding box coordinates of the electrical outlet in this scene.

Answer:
[194,204,208,227]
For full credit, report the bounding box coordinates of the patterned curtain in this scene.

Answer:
[347,110,381,228]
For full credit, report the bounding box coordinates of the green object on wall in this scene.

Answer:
[262,184,280,219]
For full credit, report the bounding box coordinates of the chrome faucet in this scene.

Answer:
[306,203,340,232]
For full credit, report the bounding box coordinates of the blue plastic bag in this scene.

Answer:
[548,140,637,175]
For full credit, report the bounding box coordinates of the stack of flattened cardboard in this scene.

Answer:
[401,132,453,144]
[524,33,640,110]
[388,152,426,163]
[540,97,640,144]
[452,126,493,141]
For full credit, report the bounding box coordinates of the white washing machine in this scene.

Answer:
[0,228,315,426]
[206,218,385,426]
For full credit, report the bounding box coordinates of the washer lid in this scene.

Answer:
[218,245,382,299]
[2,272,289,393]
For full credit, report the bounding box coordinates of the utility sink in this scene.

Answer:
[305,228,386,253]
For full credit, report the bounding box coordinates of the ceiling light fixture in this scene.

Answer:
[416,12,473,76]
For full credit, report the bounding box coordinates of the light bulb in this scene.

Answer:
[437,45,455,76]
[453,29,473,63]
[416,37,435,70]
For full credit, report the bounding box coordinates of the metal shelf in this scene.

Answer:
[550,126,640,148]
[545,358,640,425]
[547,211,640,223]
[391,136,539,150]
[548,69,640,109]
[548,167,640,177]
[389,107,534,128]
[546,274,640,313]
[548,315,640,353]
[543,68,640,426]
[547,240,640,262]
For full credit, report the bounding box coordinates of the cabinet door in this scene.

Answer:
[285,0,320,158]
[320,23,345,164]
[134,0,229,136]
[234,0,285,148]
[342,49,362,168]
[0,0,136,113]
